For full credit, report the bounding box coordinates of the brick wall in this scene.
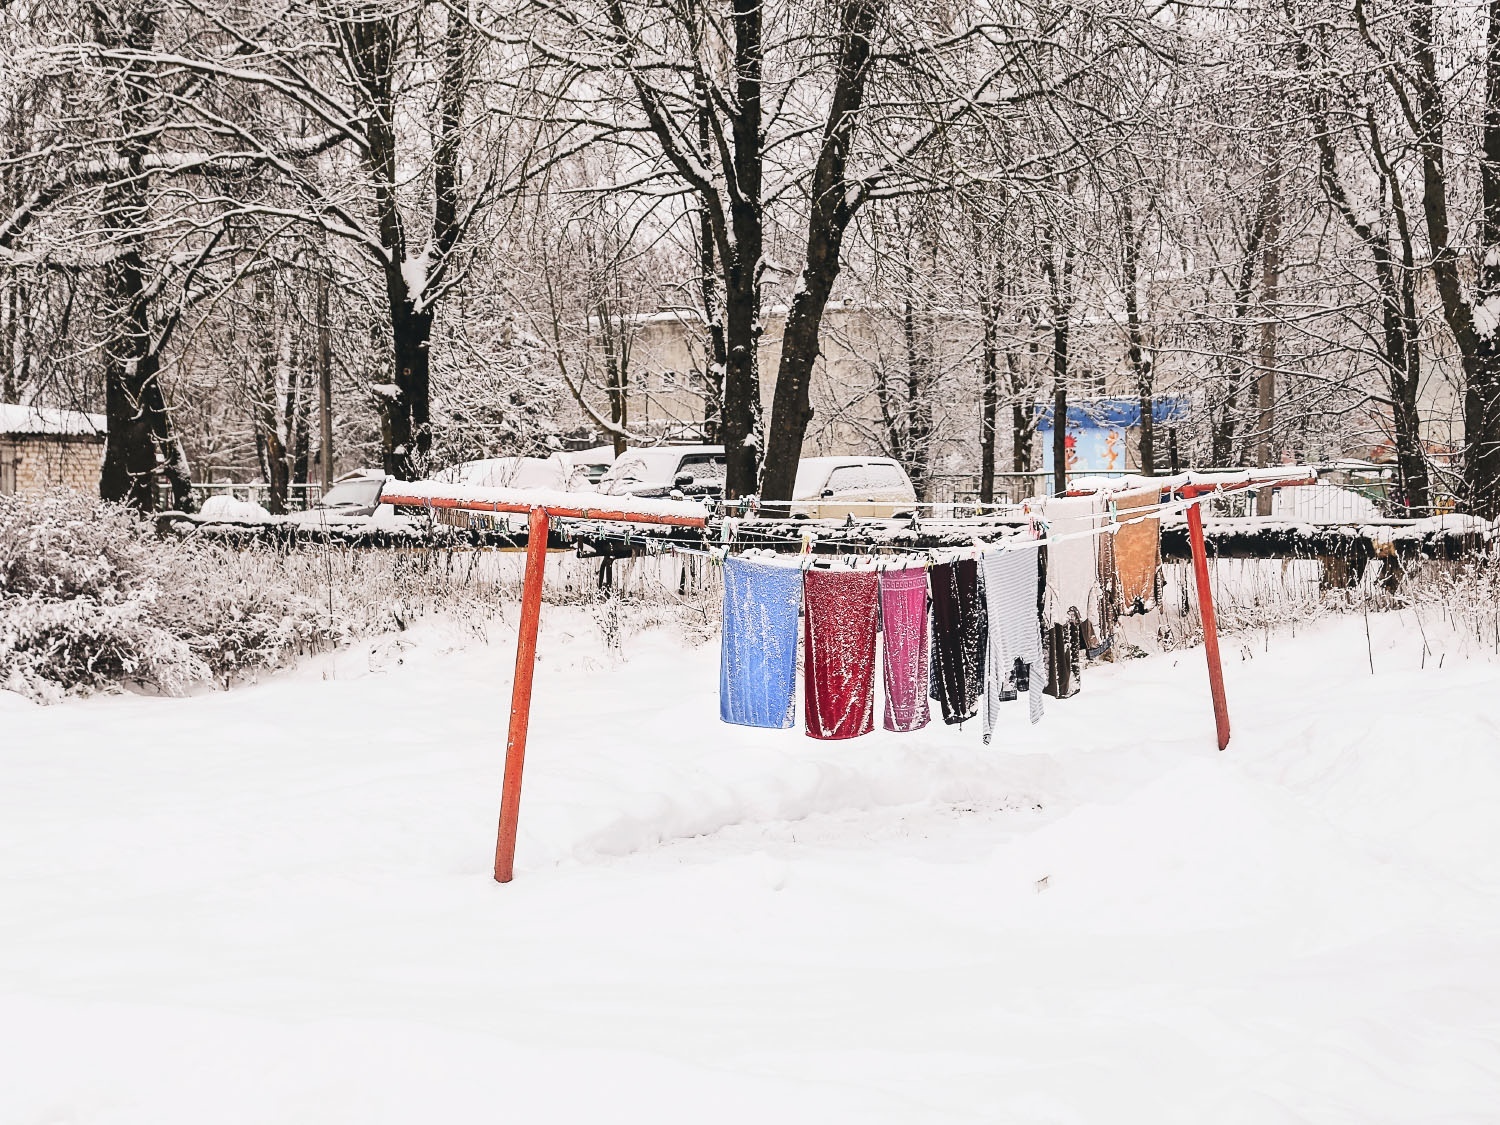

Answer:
[0,436,105,496]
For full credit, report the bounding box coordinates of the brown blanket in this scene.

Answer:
[1111,488,1161,614]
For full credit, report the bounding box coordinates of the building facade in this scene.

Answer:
[0,405,106,496]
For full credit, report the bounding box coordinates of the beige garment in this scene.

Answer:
[1110,488,1161,613]
[1037,494,1104,626]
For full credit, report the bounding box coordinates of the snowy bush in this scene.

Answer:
[0,492,416,701]
[0,491,153,602]
[1,490,719,701]
[0,591,206,702]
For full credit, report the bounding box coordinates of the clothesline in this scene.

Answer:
[564,483,1251,568]
[721,488,1230,568]
[707,469,1306,516]
[718,494,1154,741]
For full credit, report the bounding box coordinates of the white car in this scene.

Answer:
[428,455,587,531]
[569,445,618,486]
[283,469,398,527]
[789,457,917,519]
[435,454,589,493]
[598,445,726,498]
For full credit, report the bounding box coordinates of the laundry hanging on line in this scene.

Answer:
[713,494,1168,738]
[981,548,1045,741]
[719,556,802,729]
[928,558,988,726]
[803,568,879,740]
[1111,488,1164,614]
[878,566,930,733]
[1035,493,1106,628]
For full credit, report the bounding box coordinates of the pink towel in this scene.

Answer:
[879,567,931,732]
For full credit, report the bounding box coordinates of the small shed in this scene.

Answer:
[0,404,107,496]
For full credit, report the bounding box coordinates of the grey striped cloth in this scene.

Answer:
[981,548,1045,742]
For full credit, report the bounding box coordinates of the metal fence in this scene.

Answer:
[161,481,327,512]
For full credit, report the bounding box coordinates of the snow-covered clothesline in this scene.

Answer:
[718,489,1165,742]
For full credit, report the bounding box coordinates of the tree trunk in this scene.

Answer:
[592,289,631,458]
[1120,194,1154,474]
[1,280,19,403]
[978,293,1000,504]
[1215,197,1271,467]
[318,270,334,489]
[608,0,765,496]
[289,332,312,491]
[759,0,879,502]
[1404,0,1500,515]
[1051,358,1067,496]
[1470,0,1500,515]
[1254,152,1281,515]
[383,299,433,480]
[897,235,935,501]
[94,3,193,513]
[719,272,760,498]
[695,76,728,445]
[1008,344,1038,485]
[764,273,835,499]
[1044,239,1074,497]
[257,308,289,514]
[720,0,766,499]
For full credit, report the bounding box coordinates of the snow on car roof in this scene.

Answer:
[571,446,618,463]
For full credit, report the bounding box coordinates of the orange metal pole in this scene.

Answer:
[377,489,707,528]
[494,506,551,883]
[1185,499,1231,751]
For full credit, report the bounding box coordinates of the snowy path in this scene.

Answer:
[3,609,1499,1122]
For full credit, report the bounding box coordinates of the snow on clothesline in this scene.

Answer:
[571,488,1205,570]
[380,479,710,524]
[703,468,1320,515]
[741,492,1218,567]
[560,469,1329,568]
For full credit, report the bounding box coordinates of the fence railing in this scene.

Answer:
[163,482,327,512]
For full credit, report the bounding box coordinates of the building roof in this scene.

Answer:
[0,403,107,438]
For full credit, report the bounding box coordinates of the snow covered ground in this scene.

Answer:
[3,604,1499,1123]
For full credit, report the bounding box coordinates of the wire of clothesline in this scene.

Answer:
[558,483,1253,567]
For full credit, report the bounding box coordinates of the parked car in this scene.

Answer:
[787,457,917,519]
[279,469,393,527]
[569,445,618,486]
[313,469,389,517]
[434,454,589,493]
[598,445,726,499]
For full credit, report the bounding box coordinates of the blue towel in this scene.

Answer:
[720,557,803,728]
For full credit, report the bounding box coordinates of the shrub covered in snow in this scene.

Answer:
[2,491,715,702]
[0,492,451,701]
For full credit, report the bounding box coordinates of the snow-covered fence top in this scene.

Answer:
[379,479,710,526]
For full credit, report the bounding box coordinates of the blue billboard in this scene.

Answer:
[1036,397,1189,484]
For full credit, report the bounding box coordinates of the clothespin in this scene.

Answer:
[800,527,814,556]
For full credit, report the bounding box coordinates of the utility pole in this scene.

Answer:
[1255,152,1281,516]
[317,271,334,491]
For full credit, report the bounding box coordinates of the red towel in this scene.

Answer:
[803,568,879,740]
